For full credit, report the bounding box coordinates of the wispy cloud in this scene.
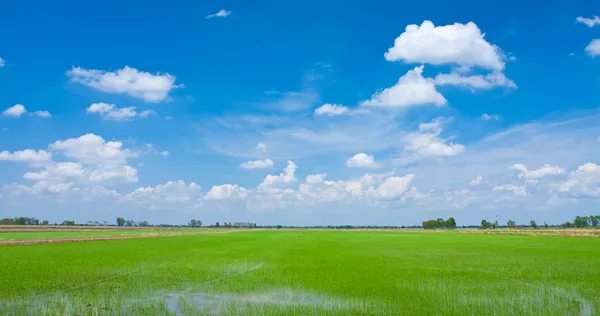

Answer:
[206,9,231,19]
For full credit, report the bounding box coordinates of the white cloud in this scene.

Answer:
[346,153,381,168]
[314,104,350,116]
[470,175,483,185]
[88,165,138,182]
[493,184,527,196]
[384,20,505,71]
[206,9,231,19]
[159,151,169,157]
[122,180,200,205]
[361,66,446,108]
[511,163,566,183]
[576,16,600,28]
[2,104,26,117]
[0,149,52,163]
[370,174,415,199]
[66,66,183,102]
[558,162,600,196]
[434,71,516,90]
[23,162,85,181]
[2,104,52,118]
[0,57,5,67]
[204,184,248,200]
[509,56,517,61]
[397,118,464,163]
[256,143,268,153]
[585,39,600,57]
[31,111,51,118]
[259,161,297,188]
[50,134,136,167]
[481,113,501,121]
[240,158,274,169]
[305,173,327,184]
[86,102,155,121]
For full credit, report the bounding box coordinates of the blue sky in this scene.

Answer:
[1,0,600,226]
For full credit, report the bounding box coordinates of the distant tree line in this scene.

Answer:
[422,217,457,229]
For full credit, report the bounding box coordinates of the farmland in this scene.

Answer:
[1,229,599,315]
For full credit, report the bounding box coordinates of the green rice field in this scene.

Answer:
[1,230,599,315]
[0,229,219,241]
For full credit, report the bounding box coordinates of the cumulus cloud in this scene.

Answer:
[576,16,600,28]
[492,184,527,196]
[50,134,136,167]
[585,39,600,57]
[66,66,183,102]
[204,184,248,200]
[396,118,464,163]
[369,174,415,199]
[2,104,51,118]
[346,153,381,168]
[122,180,200,205]
[558,162,600,196]
[206,9,231,19]
[384,20,505,71]
[0,149,52,164]
[481,113,501,121]
[240,159,274,169]
[86,102,155,121]
[23,162,85,181]
[511,163,566,183]
[88,165,138,182]
[259,161,297,188]
[434,71,516,90]
[314,104,350,116]
[361,66,446,108]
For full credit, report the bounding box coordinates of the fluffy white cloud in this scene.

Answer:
[204,184,248,200]
[66,66,182,102]
[122,180,200,204]
[397,118,464,163]
[434,71,516,90]
[481,113,501,120]
[88,165,138,182]
[384,21,505,71]
[346,153,381,168]
[2,104,26,117]
[259,161,297,188]
[2,104,52,118]
[361,66,446,107]
[369,174,415,199]
[558,162,600,196]
[585,39,600,57]
[305,173,327,184]
[86,102,155,121]
[314,104,350,116]
[240,159,274,169]
[470,175,484,185]
[206,9,231,19]
[0,149,52,163]
[50,134,136,167]
[23,162,85,181]
[576,16,600,28]
[492,184,527,196]
[511,163,566,183]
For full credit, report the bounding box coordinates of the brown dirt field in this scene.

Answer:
[0,229,265,246]
[0,225,204,232]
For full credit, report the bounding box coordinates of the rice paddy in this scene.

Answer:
[1,229,599,315]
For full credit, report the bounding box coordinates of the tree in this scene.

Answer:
[197,220,202,227]
[116,217,126,227]
[507,220,517,229]
[544,222,549,229]
[493,221,499,229]
[126,220,136,227]
[530,220,538,229]
[61,220,75,226]
[42,220,49,225]
[445,217,457,229]
[138,220,150,227]
[188,219,197,227]
[215,221,220,227]
[561,221,574,228]
[480,220,494,229]
[574,216,590,228]
[591,216,599,227]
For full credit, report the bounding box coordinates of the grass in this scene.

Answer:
[0,230,598,315]
[0,229,221,241]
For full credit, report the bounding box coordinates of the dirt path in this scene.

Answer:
[0,230,262,246]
